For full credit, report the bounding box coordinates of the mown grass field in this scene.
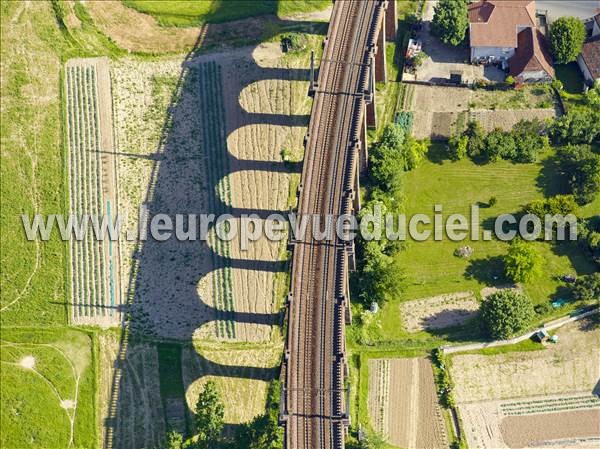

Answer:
[0,327,97,449]
[377,144,598,340]
[123,0,331,27]
[0,0,128,327]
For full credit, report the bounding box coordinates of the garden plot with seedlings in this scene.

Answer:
[65,57,122,326]
[182,341,281,425]
[450,320,600,402]
[452,320,600,448]
[0,328,96,449]
[98,333,165,449]
[406,84,556,139]
[112,43,310,341]
[460,394,600,448]
[367,358,448,449]
[399,291,479,332]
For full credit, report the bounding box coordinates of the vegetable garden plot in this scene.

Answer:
[65,58,121,326]
[367,357,448,449]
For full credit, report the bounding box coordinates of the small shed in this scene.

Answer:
[533,328,550,342]
[449,70,463,84]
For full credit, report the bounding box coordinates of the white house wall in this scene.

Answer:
[577,54,596,85]
[470,46,516,61]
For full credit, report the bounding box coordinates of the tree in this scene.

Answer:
[235,381,283,449]
[369,124,406,188]
[504,239,543,283]
[431,0,468,46]
[550,109,600,145]
[549,17,586,64]
[484,128,516,162]
[404,136,428,170]
[571,273,600,301]
[556,144,600,205]
[195,381,224,448]
[480,290,535,339]
[512,118,550,163]
[447,133,468,160]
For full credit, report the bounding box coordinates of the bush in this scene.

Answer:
[484,128,516,162]
[571,273,600,301]
[504,239,543,283]
[578,217,600,267]
[534,302,553,316]
[524,195,578,217]
[394,111,414,134]
[447,133,468,160]
[549,16,586,64]
[464,120,485,159]
[512,118,550,163]
[431,0,468,46]
[505,75,515,86]
[480,290,535,339]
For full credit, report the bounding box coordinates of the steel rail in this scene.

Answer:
[284,2,386,448]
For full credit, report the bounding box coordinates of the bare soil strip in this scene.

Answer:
[501,409,600,449]
[368,358,448,449]
[451,321,600,402]
[400,291,479,332]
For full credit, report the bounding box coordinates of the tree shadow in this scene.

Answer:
[426,142,450,164]
[551,241,597,277]
[464,256,509,285]
[418,308,479,331]
[104,7,327,448]
[536,155,570,197]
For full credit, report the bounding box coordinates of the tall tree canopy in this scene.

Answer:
[549,17,586,64]
[431,0,468,46]
[480,290,535,339]
[504,239,543,283]
[195,381,225,449]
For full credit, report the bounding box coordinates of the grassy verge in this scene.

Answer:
[122,0,331,27]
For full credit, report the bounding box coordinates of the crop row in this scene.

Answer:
[66,64,109,320]
[501,395,600,416]
[196,61,236,339]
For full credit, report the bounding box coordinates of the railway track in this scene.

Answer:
[283,2,386,448]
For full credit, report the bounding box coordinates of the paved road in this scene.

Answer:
[537,0,600,21]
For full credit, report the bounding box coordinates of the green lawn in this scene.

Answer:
[391,144,596,309]
[0,328,97,449]
[0,0,129,326]
[122,0,331,27]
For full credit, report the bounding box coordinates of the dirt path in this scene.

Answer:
[443,307,599,354]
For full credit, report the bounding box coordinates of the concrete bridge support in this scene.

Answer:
[385,0,397,41]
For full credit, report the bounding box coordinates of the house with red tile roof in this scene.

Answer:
[577,14,600,86]
[468,0,554,83]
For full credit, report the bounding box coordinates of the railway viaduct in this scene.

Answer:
[280,1,397,448]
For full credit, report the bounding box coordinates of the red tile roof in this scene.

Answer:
[581,35,600,80]
[509,27,554,78]
[468,0,536,48]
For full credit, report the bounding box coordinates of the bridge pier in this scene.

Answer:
[375,12,387,84]
[385,0,397,41]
